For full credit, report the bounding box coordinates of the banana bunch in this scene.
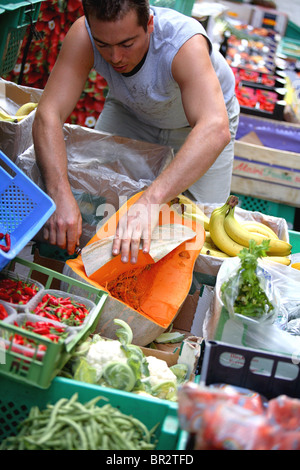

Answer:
[170,194,210,230]
[201,231,230,258]
[0,102,38,123]
[206,195,291,265]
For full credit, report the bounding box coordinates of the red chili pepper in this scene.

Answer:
[45,334,60,342]
[0,233,11,252]
[0,304,8,320]
[0,277,39,304]
[33,294,89,326]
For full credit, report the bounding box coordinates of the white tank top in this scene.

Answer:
[85,6,235,129]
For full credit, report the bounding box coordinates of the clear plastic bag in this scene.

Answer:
[205,257,300,357]
[221,261,280,326]
[15,123,173,246]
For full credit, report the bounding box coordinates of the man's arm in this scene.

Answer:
[32,17,94,254]
[112,34,231,263]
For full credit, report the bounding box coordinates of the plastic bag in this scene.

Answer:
[205,257,300,357]
[178,383,300,450]
[220,259,281,326]
[0,79,43,161]
[15,123,173,246]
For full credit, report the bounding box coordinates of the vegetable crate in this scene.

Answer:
[289,230,300,255]
[0,151,55,271]
[0,0,43,76]
[200,340,300,400]
[0,375,181,451]
[149,0,195,16]
[235,193,296,229]
[0,257,108,389]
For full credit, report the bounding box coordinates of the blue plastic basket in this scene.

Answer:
[0,151,55,270]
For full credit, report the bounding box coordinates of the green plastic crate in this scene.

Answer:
[278,37,300,60]
[0,375,181,450]
[0,257,108,389]
[289,230,300,255]
[150,0,195,16]
[285,20,300,41]
[235,193,296,228]
[0,0,43,76]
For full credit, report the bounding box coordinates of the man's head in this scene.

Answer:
[82,0,150,32]
[83,0,154,75]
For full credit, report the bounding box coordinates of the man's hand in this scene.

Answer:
[43,190,82,255]
[112,198,160,264]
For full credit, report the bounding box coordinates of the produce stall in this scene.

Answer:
[1,0,300,454]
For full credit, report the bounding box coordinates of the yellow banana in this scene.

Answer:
[209,198,245,256]
[0,109,24,122]
[242,221,279,240]
[263,256,291,266]
[201,240,230,258]
[15,102,38,116]
[224,205,291,256]
[170,194,210,230]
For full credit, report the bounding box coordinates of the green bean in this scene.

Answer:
[65,430,74,450]
[84,423,97,450]
[56,416,88,450]
[0,393,157,450]
[37,398,69,442]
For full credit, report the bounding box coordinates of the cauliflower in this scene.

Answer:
[85,339,127,381]
[66,320,187,400]
[145,356,177,387]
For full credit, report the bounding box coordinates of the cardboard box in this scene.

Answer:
[0,79,42,161]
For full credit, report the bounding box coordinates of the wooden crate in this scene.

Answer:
[231,118,300,208]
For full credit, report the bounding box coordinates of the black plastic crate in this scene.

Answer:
[200,340,300,400]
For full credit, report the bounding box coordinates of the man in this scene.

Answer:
[32,0,239,264]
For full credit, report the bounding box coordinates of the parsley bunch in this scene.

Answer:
[221,239,274,319]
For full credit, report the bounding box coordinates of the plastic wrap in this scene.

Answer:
[204,256,300,357]
[178,383,300,450]
[15,123,173,247]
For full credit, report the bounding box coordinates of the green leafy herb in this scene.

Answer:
[221,239,274,319]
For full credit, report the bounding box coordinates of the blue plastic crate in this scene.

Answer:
[0,151,55,270]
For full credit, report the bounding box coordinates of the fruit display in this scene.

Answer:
[232,67,277,88]
[201,195,291,265]
[0,102,38,123]
[235,85,279,113]
[226,35,276,74]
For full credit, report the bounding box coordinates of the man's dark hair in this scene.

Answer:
[82,0,150,31]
